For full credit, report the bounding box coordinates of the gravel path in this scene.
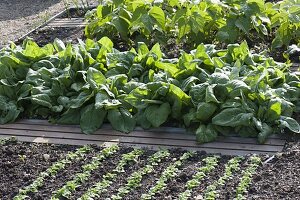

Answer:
[0,0,96,47]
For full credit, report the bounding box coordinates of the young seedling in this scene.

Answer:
[0,136,17,145]
[179,156,220,200]
[51,145,119,199]
[110,149,170,200]
[141,151,196,200]
[235,155,261,200]
[78,148,143,200]
[13,145,92,200]
[204,156,243,200]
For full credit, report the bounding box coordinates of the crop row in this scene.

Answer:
[13,145,262,199]
[14,145,93,200]
[79,148,144,200]
[51,144,119,199]
[85,0,300,50]
[111,149,170,199]
[0,36,299,143]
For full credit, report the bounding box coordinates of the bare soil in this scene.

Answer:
[0,0,97,47]
[0,0,64,47]
[1,139,300,199]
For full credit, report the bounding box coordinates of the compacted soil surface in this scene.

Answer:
[0,0,64,47]
[0,0,97,47]
[17,27,85,46]
[248,142,300,200]
[1,137,299,199]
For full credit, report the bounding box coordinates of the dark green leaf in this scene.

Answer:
[145,102,171,127]
[80,104,107,134]
[107,108,136,133]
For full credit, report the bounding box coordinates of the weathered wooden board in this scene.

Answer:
[0,119,286,155]
[46,18,87,27]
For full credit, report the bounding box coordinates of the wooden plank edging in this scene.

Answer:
[3,121,286,146]
[0,129,283,152]
[0,134,279,156]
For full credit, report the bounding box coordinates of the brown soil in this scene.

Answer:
[0,138,78,199]
[1,138,300,199]
[16,27,85,46]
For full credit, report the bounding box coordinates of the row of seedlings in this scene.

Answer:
[79,148,144,200]
[203,156,244,199]
[141,151,196,199]
[235,155,262,200]
[178,155,220,200]
[12,144,262,199]
[13,145,93,200]
[110,149,171,200]
[51,145,119,199]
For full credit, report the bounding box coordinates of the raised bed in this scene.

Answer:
[0,119,286,155]
[0,137,266,199]
[1,2,300,199]
[1,1,300,156]
[1,137,299,200]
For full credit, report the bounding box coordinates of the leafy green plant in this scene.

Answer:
[51,144,119,199]
[178,156,220,200]
[235,155,261,200]
[84,0,300,49]
[79,148,143,200]
[0,136,17,145]
[111,149,170,200]
[13,145,92,200]
[0,37,299,143]
[141,151,195,199]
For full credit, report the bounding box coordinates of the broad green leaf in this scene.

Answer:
[111,16,130,39]
[196,102,218,121]
[196,124,218,144]
[183,108,197,127]
[154,61,179,77]
[31,94,52,108]
[145,102,171,127]
[56,109,80,125]
[235,16,251,34]
[212,108,253,127]
[0,85,16,99]
[265,100,282,122]
[87,68,106,89]
[136,111,152,129]
[238,125,258,137]
[205,85,220,104]
[149,6,165,30]
[258,123,273,144]
[190,83,209,105]
[80,104,107,134]
[125,86,150,109]
[23,40,54,59]
[278,116,300,133]
[53,38,66,52]
[0,95,20,124]
[69,91,94,109]
[95,92,121,110]
[107,108,136,133]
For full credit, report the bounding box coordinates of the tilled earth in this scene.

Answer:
[0,0,97,47]
[248,142,300,200]
[1,138,299,199]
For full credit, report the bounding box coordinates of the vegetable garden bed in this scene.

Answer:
[1,0,300,154]
[1,137,299,200]
[1,0,300,199]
